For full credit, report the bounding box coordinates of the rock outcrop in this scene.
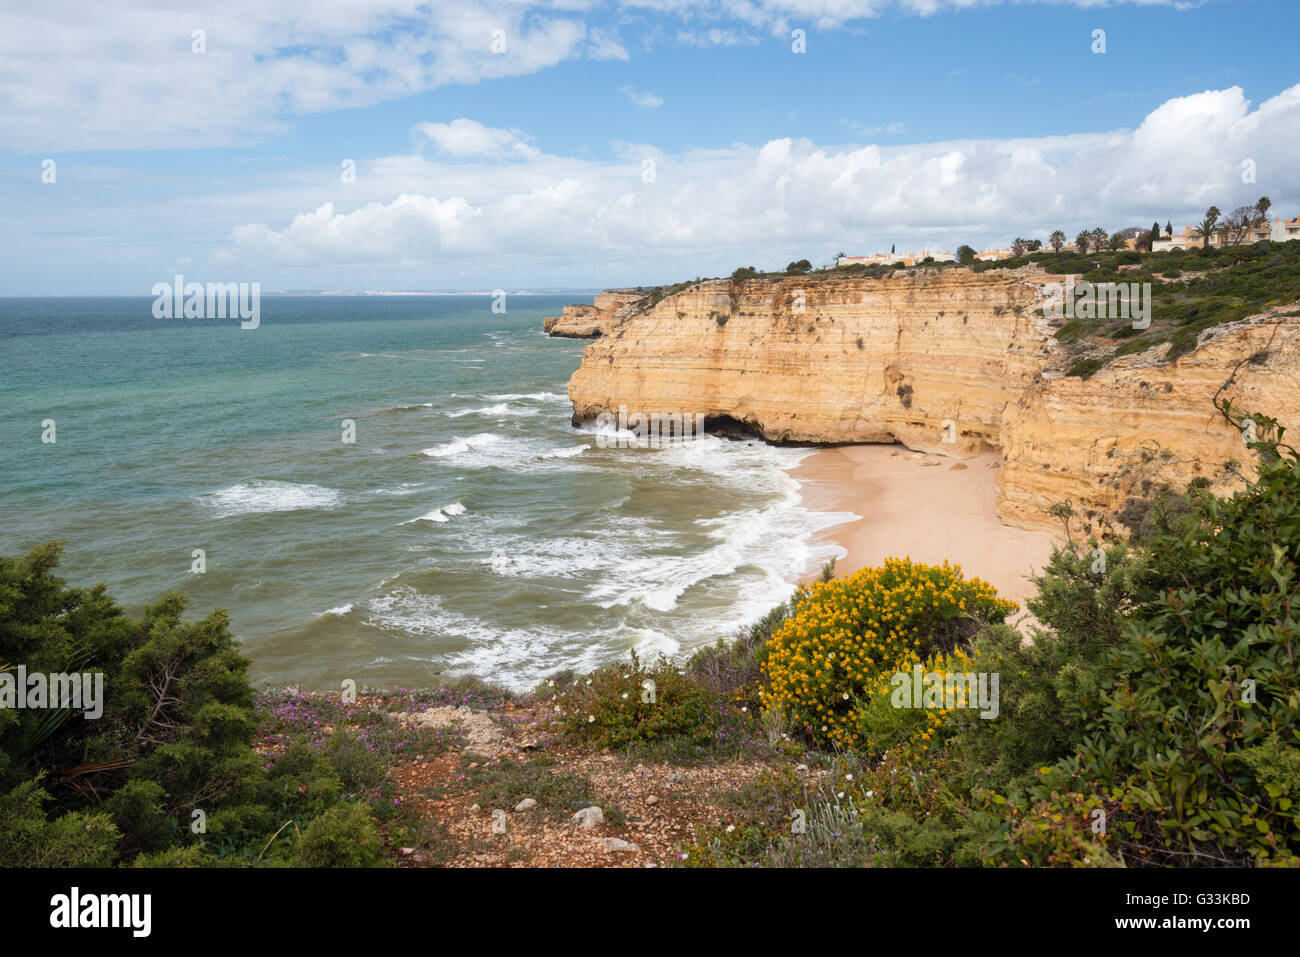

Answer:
[997,312,1300,530]
[555,269,1300,533]
[543,289,647,338]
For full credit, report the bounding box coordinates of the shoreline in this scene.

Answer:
[790,443,1060,610]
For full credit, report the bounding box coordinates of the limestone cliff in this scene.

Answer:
[997,311,1300,530]
[554,268,1300,533]
[542,289,647,338]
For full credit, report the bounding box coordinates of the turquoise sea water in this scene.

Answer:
[0,296,850,690]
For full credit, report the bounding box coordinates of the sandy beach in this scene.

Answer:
[794,444,1061,609]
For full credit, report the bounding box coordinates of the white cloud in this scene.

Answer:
[0,1,591,152]
[633,0,1202,35]
[675,28,762,47]
[588,27,631,60]
[622,86,665,108]
[208,85,1300,280]
[415,119,541,160]
[0,0,1213,152]
[840,119,907,135]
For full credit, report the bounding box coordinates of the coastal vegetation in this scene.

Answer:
[5,408,1297,866]
[684,420,1300,867]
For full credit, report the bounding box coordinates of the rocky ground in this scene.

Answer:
[257,689,790,868]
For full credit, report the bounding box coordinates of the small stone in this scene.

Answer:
[667,772,684,784]
[572,806,605,829]
[400,847,414,855]
[646,795,660,806]
[600,838,640,852]
[950,462,968,471]
[515,798,537,812]
[795,763,808,771]
[469,803,481,813]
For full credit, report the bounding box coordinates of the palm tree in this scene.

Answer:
[1049,229,1066,252]
[1075,230,1091,254]
[1090,227,1109,253]
[1194,218,1218,248]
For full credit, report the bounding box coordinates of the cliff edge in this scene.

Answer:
[556,267,1300,533]
[542,289,647,338]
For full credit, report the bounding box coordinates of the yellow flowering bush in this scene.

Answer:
[760,558,1017,750]
[849,646,979,759]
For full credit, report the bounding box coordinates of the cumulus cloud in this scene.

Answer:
[210,85,1300,280]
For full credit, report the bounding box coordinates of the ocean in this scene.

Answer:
[0,296,852,691]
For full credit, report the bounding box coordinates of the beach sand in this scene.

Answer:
[793,444,1061,609]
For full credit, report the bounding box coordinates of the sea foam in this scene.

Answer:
[201,481,344,517]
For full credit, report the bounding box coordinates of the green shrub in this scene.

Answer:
[261,741,344,823]
[1038,446,1300,865]
[949,543,1142,795]
[130,846,204,868]
[552,651,716,748]
[0,780,118,867]
[1111,336,1161,358]
[0,545,265,865]
[104,779,177,855]
[293,802,388,868]
[0,545,420,867]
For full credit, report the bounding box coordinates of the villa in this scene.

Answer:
[1152,216,1300,252]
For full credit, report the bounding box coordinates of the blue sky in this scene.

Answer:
[2,0,1297,294]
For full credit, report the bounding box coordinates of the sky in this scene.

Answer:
[2,0,1297,294]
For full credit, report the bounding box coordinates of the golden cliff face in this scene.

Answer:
[542,290,646,338]
[561,270,1300,532]
[997,310,1300,530]
[568,271,1055,452]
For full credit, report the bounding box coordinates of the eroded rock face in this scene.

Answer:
[560,269,1300,532]
[997,313,1300,531]
[568,271,1055,454]
[543,289,647,338]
